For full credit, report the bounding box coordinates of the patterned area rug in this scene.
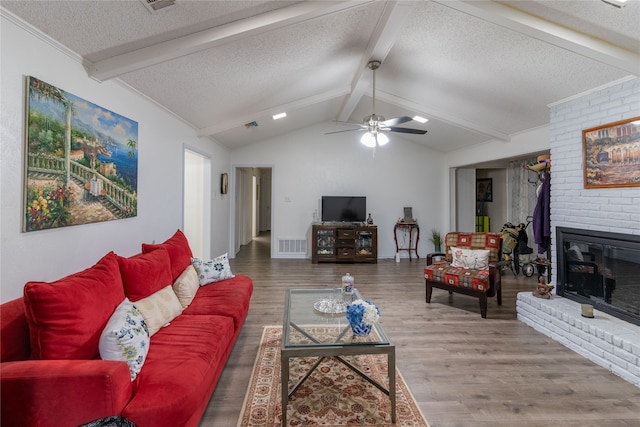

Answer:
[236,326,429,427]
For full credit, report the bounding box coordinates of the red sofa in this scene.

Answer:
[0,230,253,427]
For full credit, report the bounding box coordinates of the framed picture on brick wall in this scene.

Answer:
[582,116,640,189]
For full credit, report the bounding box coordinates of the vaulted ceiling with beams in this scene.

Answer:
[2,0,639,152]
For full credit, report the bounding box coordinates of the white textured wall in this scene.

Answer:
[230,122,448,259]
[0,14,230,302]
[549,77,640,283]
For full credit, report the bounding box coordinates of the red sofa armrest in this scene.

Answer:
[1,359,132,427]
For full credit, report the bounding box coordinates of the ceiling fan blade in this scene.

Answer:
[386,127,428,135]
[335,120,365,126]
[324,128,365,135]
[381,116,413,127]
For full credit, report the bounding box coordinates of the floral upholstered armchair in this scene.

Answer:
[424,232,504,318]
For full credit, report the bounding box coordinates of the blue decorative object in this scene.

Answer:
[350,321,372,337]
[346,299,380,337]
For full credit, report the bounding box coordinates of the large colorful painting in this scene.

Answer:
[23,76,138,232]
[583,116,640,189]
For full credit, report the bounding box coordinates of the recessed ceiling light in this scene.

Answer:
[601,0,629,8]
[272,112,287,120]
[413,116,428,123]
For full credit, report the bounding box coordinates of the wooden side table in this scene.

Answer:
[394,222,419,261]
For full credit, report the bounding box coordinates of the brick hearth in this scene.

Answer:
[516,292,640,387]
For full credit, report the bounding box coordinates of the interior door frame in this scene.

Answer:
[230,164,274,257]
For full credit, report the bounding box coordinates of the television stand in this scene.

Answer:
[320,221,366,227]
[311,223,377,264]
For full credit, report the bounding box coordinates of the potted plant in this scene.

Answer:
[430,229,443,253]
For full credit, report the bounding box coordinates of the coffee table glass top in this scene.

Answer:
[283,288,390,348]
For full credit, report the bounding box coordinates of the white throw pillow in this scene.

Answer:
[172,265,199,309]
[450,247,490,269]
[99,298,150,381]
[191,253,235,286]
[134,286,183,336]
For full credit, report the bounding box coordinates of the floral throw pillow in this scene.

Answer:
[99,298,150,381]
[191,253,235,286]
[450,247,490,269]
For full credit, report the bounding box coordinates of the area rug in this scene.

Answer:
[236,326,429,427]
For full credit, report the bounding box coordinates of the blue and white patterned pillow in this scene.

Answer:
[99,298,150,381]
[191,253,235,286]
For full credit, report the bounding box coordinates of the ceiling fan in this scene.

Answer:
[326,60,428,147]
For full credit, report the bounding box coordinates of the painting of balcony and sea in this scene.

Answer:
[23,76,138,232]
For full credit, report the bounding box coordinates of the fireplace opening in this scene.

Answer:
[557,227,640,326]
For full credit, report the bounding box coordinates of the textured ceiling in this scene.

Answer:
[2,0,639,152]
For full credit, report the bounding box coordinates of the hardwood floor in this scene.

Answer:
[200,232,640,427]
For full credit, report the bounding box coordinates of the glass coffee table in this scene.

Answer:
[281,288,395,427]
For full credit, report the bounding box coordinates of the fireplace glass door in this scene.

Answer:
[558,227,640,325]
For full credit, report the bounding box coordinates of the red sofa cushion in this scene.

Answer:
[0,298,30,362]
[122,314,235,427]
[118,247,172,302]
[23,251,125,360]
[182,274,253,331]
[141,229,193,282]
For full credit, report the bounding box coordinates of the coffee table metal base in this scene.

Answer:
[281,323,396,427]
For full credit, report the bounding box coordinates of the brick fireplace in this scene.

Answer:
[517,226,640,387]
[515,77,640,388]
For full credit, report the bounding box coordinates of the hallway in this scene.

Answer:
[235,231,271,261]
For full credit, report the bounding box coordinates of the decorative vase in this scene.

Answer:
[342,273,354,295]
[350,321,372,337]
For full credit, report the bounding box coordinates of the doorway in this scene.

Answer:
[183,148,211,259]
[234,166,272,257]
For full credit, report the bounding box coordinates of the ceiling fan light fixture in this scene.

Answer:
[360,132,389,147]
[360,133,377,147]
[413,115,428,123]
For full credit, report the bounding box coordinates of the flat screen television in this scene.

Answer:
[321,196,366,222]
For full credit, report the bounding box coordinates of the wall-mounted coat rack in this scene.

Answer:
[525,154,551,185]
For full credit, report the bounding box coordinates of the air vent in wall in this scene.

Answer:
[277,238,307,257]
[140,0,176,14]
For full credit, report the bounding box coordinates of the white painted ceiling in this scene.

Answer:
[2,0,639,152]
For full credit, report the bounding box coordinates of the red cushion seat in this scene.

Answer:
[122,314,235,427]
[424,263,490,292]
[182,274,253,331]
